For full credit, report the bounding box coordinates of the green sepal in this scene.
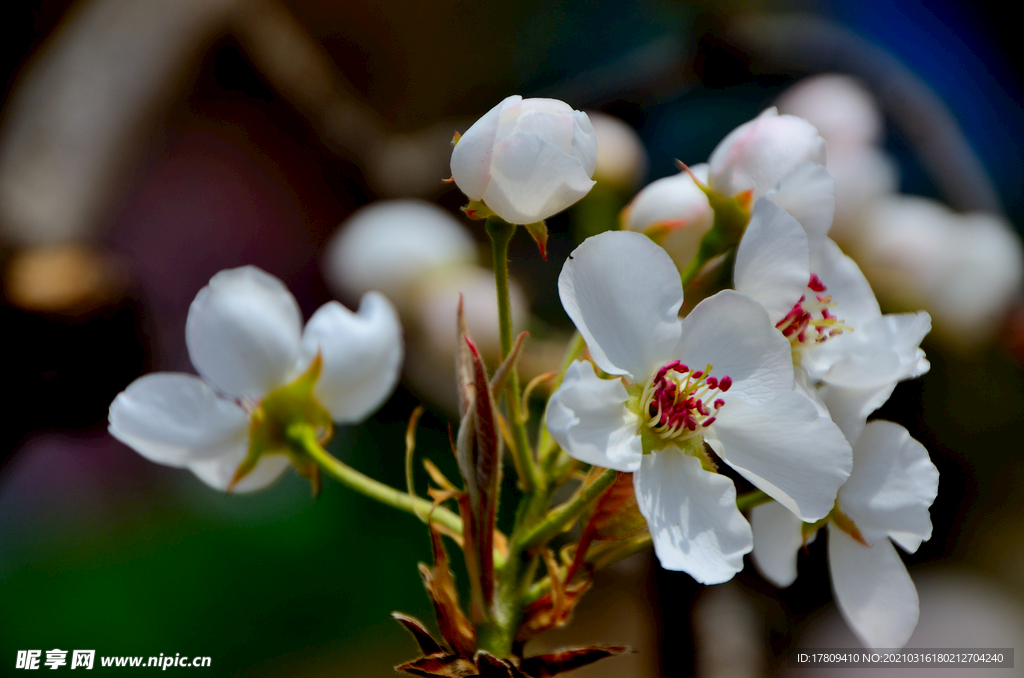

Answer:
[462,200,496,221]
[678,176,752,287]
[230,353,334,496]
[523,220,548,260]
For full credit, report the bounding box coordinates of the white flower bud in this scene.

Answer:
[622,165,713,267]
[588,111,648,190]
[322,199,477,310]
[708,108,826,199]
[450,95,598,224]
[776,74,884,153]
[859,196,1023,346]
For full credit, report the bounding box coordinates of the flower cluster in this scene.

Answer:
[547,107,939,648]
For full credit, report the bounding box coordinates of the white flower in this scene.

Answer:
[734,183,930,442]
[857,195,1023,348]
[322,199,477,310]
[588,111,648,190]
[108,266,403,492]
[622,164,714,268]
[751,420,939,648]
[545,231,851,584]
[450,95,597,224]
[707,108,826,200]
[775,75,883,154]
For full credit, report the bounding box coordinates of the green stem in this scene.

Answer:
[736,489,772,512]
[289,423,464,537]
[679,252,707,288]
[520,468,618,550]
[486,216,541,494]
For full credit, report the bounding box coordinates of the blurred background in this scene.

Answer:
[1,0,1023,675]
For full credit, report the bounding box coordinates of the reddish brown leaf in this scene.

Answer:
[515,580,591,643]
[520,646,631,677]
[488,331,527,400]
[396,653,478,677]
[475,652,527,678]
[420,526,476,657]
[392,612,445,656]
[567,472,646,584]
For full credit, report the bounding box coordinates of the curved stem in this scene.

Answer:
[736,489,772,512]
[288,423,463,537]
[486,216,541,494]
[519,467,617,551]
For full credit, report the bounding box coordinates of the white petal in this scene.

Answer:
[301,293,403,424]
[571,110,599,177]
[711,390,852,521]
[766,162,836,252]
[839,421,938,548]
[634,450,752,584]
[186,266,303,399]
[674,290,793,405]
[828,525,919,649]
[750,501,804,587]
[558,230,682,380]
[810,313,931,390]
[811,238,880,329]
[623,170,713,269]
[888,532,925,554]
[708,108,827,198]
[450,96,518,200]
[819,381,897,444]
[733,197,810,321]
[545,360,642,472]
[188,450,292,494]
[108,373,249,467]
[485,133,596,223]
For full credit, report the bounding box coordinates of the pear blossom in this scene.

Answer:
[588,111,648,190]
[751,420,939,648]
[707,108,826,200]
[109,266,402,491]
[322,199,478,310]
[450,95,597,224]
[734,180,930,442]
[857,196,1023,347]
[546,231,851,584]
[622,164,714,268]
[775,75,883,153]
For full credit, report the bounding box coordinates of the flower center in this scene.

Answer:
[639,361,732,442]
[775,274,851,345]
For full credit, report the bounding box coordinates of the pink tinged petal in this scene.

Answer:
[819,381,898,444]
[108,373,249,467]
[828,525,920,649]
[838,421,938,548]
[734,198,811,321]
[708,108,827,199]
[188,449,291,493]
[750,501,804,587]
[624,171,712,232]
[484,133,596,223]
[634,450,752,584]
[711,390,852,521]
[674,290,794,405]
[450,95,519,200]
[545,360,642,472]
[301,293,403,424]
[766,162,836,252]
[558,230,683,380]
[185,266,303,399]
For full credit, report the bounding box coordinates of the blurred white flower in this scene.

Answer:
[622,164,713,268]
[857,196,1023,347]
[322,199,477,310]
[450,95,597,224]
[547,231,851,584]
[708,108,826,200]
[587,111,648,190]
[752,420,938,649]
[775,75,883,154]
[109,266,402,492]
